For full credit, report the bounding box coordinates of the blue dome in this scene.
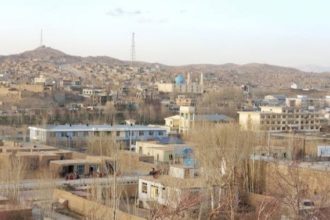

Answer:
[175,74,185,85]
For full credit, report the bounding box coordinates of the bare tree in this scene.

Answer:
[187,123,258,219]
[0,154,26,203]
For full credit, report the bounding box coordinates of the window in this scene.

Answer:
[139,131,144,136]
[149,131,154,136]
[184,169,190,178]
[107,131,112,136]
[116,131,120,137]
[151,185,159,198]
[61,132,67,137]
[76,164,85,175]
[162,187,166,199]
[142,182,148,193]
[158,131,164,136]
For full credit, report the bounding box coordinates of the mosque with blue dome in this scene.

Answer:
[157,72,204,94]
[175,74,186,85]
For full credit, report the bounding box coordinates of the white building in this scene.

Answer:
[82,88,106,97]
[29,124,168,148]
[135,140,192,164]
[34,75,47,85]
[138,168,204,209]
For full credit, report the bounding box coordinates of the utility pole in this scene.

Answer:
[113,138,118,220]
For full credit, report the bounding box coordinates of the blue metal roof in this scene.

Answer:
[156,136,184,144]
[29,124,167,132]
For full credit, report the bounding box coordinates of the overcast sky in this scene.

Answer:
[0,0,329,67]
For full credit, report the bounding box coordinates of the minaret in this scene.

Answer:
[200,72,204,86]
[200,72,204,93]
[187,72,191,85]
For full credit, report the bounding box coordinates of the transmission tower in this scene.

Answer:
[131,32,135,65]
[40,29,44,46]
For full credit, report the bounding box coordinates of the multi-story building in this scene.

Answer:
[165,106,232,133]
[175,95,196,106]
[29,124,168,148]
[285,95,325,110]
[238,106,322,132]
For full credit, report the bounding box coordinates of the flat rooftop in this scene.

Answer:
[28,124,167,132]
[140,175,205,189]
[49,157,112,165]
[0,142,57,150]
[251,155,330,172]
[50,159,96,165]
[270,132,330,141]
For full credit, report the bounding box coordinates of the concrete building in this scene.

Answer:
[59,78,82,91]
[263,94,286,106]
[238,106,322,132]
[179,106,195,133]
[82,88,106,97]
[138,172,204,209]
[285,95,325,110]
[0,141,73,176]
[164,115,181,133]
[165,106,233,133]
[175,95,196,107]
[135,140,193,164]
[29,124,168,148]
[33,74,47,85]
[50,156,114,178]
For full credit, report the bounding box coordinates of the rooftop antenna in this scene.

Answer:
[40,29,44,47]
[131,32,135,65]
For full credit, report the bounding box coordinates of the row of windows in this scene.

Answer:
[49,130,165,138]
[141,182,165,197]
[261,120,319,125]
[261,114,319,119]
[263,125,319,131]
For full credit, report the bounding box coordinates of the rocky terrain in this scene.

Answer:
[0,46,329,90]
